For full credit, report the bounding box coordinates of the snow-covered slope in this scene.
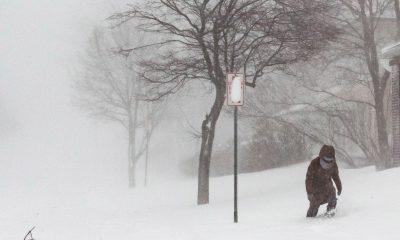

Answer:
[1,163,399,240]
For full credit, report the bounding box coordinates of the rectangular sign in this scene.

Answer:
[227,73,245,106]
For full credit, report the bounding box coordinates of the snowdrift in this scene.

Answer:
[1,163,399,240]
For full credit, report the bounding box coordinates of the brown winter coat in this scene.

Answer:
[305,145,342,198]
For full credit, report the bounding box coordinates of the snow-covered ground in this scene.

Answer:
[1,163,399,240]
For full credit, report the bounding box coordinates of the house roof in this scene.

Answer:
[382,42,400,59]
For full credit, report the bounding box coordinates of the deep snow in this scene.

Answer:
[1,163,399,240]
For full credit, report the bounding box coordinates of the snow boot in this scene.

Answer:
[306,207,319,217]
[325,196,337,217]
[324,208,336,218]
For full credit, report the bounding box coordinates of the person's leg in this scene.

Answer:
[306,194,321,217]
[326,188,337,212]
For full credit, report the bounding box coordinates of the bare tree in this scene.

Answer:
[241,71,362,167]
[296,62,383,165]
[320,0,395,169]
[256,0,400,170]
[74,26,163,187]
[394,0,400,39]
[109,0,339,204]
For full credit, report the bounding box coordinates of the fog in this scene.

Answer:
[0,0,226,194]
[0,0,392,195]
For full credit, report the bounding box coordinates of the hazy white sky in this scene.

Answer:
[0,0,134,192]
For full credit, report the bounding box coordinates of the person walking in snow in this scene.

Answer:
[305,145,342,217]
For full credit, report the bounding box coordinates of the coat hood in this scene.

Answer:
[319,145,335,158]
[319,145,335,169]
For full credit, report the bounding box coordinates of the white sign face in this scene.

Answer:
[227,73,244,106]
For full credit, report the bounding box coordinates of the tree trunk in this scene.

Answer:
[128,100,140,188]
[144,122,151,186]
[395,0,400,40]
[197,85,225,205]
[128,164,136,188]
[128,132,137,188]
[357,0,390,170]
[374,93,390,170]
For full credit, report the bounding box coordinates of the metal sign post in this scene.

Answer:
[234,105,238,223]
[227,73,244,223]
